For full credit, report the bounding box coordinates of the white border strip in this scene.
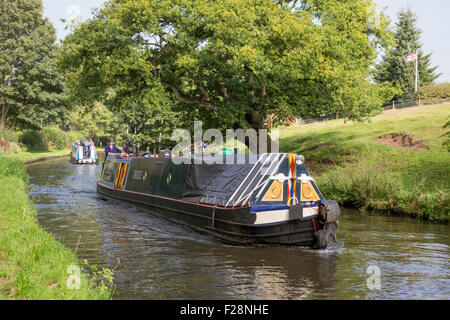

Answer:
[253,207,318,225]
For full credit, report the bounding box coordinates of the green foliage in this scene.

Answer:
[279,103,450,223]
[19,127,73,151]
[0,141,21,154]
[42,127,69,150]
[317,160,402,208]
[317,161,449,223]
[375,8,441,101]
[0,129,18,143]
[68,103,124,141]
[444,118,450,152]
[19,130,46,151]
[114,89,183,149]
[0,0,67,130]
[0,158,113,299]
[92,134,120,148]
[65,130,79,144]
[0,129,21,153]
[60,0,395,140]
[0,157,28,183]
[418,83,450,105]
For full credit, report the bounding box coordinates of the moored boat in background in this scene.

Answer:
[70,141,98,164]
[97,152,339,249]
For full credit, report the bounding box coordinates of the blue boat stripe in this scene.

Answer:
[251,205,290,212]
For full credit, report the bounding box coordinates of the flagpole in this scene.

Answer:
[415,53,418,93]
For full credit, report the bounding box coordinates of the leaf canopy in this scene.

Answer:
[60,0,395,133]
[0,0,66,129]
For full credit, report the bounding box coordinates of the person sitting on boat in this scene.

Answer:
[87,138,94,157]
[80,137,89,156]
[105,138,121,157]
[122,138,135,154]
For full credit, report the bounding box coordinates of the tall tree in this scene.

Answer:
[0,0,66,130]
[375,8,441,101]
[60,0,394,151]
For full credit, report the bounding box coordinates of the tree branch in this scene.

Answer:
[163,82,224,116]
[0,104,10,129]
[290,0,299,10]
[255,75,267,113]
[220,85,230,105]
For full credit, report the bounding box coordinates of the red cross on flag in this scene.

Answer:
[405,53,418,62]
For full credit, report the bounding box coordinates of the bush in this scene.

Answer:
[318,160,403,210]
[418,83,450,105]
[65,131,81,147]
[19,130,47,151]
[0,128,18,143]
[0,141,21,153]
[317,160,449,223]
[0,129,21,153]
[42,127,69,150]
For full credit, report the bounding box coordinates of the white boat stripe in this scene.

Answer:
[233,153,274,205]
[239,154,285,205]
[253,207,318,225]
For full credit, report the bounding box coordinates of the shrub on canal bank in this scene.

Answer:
[0,129,21,154]
[418,83,450,105]
[42,127,70,150]
[317,159,449,223]
[0,157,113,299]
[19,130,46,151]
[19,127,71,151]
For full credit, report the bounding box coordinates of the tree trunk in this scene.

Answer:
[233,113,279,154]
[0,105,10,130]
[258,130,279,154]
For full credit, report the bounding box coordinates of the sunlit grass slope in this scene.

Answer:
[279,103,450,222]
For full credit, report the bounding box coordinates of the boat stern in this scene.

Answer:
[248,153,340,248]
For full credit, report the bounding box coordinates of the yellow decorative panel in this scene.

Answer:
[262,180,284,202]
[300,181,320,201]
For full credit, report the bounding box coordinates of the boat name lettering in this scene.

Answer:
[132,170,147,181]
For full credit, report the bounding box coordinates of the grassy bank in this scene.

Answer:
[279,103,450,223]
[0,156,113,299]
[1,148,70,164]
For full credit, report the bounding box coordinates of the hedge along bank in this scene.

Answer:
[0,157,113,299]
[19,127,77,151]
[1,126,80,158]
[418,83,450,105]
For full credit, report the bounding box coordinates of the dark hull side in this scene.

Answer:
[97,181,330,246]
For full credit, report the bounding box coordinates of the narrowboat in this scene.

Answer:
[70,141,98,164]
[97,153,340,249]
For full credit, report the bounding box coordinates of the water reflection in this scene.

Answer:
[26,157,449,300]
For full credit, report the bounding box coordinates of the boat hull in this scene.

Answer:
[97,181,329,246]
[70,157,98,165]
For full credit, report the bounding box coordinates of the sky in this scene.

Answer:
[42,0,450,82]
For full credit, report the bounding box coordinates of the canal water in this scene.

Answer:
[26,156,449,300]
